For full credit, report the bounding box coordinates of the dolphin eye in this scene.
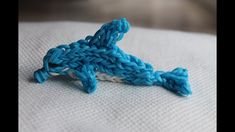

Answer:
[48,63,60,68]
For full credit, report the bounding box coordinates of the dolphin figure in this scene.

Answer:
[34,18,192,96]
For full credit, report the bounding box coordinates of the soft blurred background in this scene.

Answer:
[19,0,216,34]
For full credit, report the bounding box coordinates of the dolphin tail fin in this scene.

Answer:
[154,68,192,96]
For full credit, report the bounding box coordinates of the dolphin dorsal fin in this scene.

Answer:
[86,18,130,49]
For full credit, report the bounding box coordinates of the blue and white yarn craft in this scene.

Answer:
[34,18,192,96]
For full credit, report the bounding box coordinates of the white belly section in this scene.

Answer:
[96,72,123,83]
[53,69,124,83]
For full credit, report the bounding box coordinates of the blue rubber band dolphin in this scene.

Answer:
[34,18,192,96]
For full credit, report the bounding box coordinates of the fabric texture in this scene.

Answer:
[19,21,216,132]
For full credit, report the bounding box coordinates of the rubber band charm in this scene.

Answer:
[34,18,192,96]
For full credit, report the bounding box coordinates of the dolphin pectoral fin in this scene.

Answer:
[73,65,97,94]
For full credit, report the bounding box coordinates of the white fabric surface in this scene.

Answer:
[19,21,216,132]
